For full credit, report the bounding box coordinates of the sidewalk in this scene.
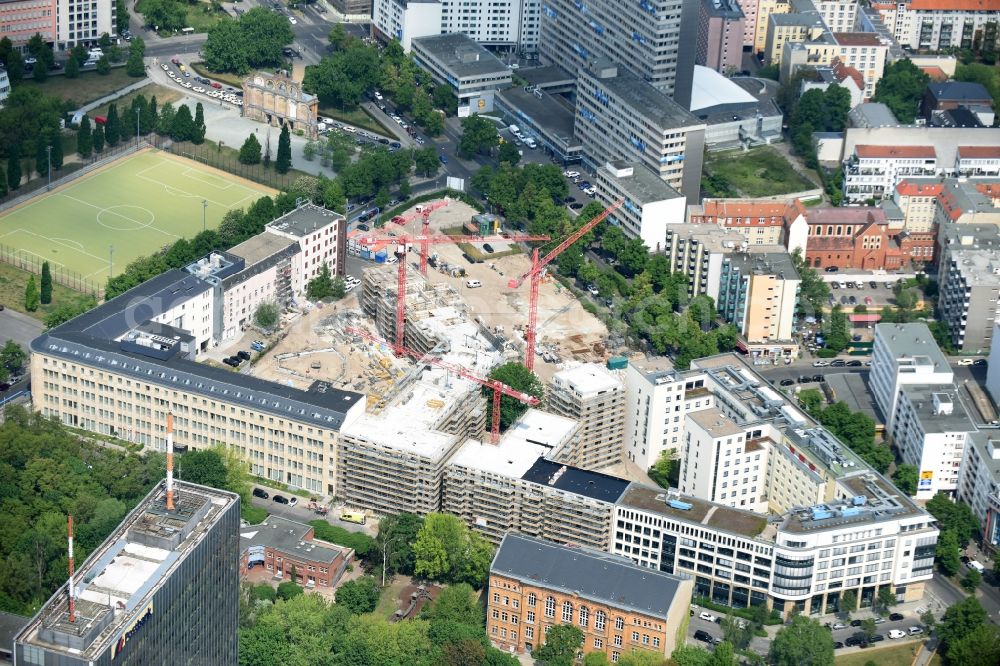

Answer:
[74,76,154,115]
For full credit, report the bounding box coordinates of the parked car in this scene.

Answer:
[812,374,825,382]
[888,630,906,639]
[957,358,974,366]
[698,612,717,622]
[482,243,495,253]
[850,620,863,628]
[288,497,298,507]
[833,642,845,649]
[908,626,923,635]
[237,350,252,361]
[889,613,905,621]
[830,359,846,367]
[832,623,848,631]
[797,376,811,384]
[871,634,885,642]
[825,266,839,272]
[694,630,714,644]
[975,359,988,366]
[273,495,289,504]
[813,361,830,367]
[252,487,269,499]
[780,379,795,386]
[845,635,865,647]
[847,360,862,367]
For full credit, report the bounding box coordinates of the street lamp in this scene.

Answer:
[45,145,52,190]
[202,200,208,232]
[136,107,141,144]
[109,245,114,278]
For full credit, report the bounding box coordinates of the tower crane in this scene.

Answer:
[387,200,450,275]
[507,198,624,371]
[357,232,550,353]
[346,327,540,443]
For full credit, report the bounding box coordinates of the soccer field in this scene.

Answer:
[0,150,275,287]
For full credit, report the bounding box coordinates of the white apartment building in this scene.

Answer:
[576,60,707,204]
[593,161,687,251]
[57,0,116,48]
[372,0,540,53]
[546,363,626,471]
[614,452,939,615]
[893,180,944,234]
[956,431,1000,550]
[371,0,443,52]
[0,67,10,105]
[264,204,345,293]
[815,0,858,33]
[890,385,976,499]
[663,224,748,301]
[986,320,1000,407]
[881,0,1000,52]
[622,358,692,470]
[843,145,938,204]
[717,249,801,347]
[870,323,954,432]
[956,146,1000,178]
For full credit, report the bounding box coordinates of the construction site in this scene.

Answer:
[247,198,615,422]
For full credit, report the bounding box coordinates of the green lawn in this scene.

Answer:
[0,150,274,286]
[19,68,141,107]
[835,641,923,666]
[0,262,95,321]
[190,62,245,89]
[319,106,395,138]
[89,83,182,121]
[135,0,230,34]
[703,146,817,198]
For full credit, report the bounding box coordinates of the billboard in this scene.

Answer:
[112,603,153,659]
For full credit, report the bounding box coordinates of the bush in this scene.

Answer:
[276,581,303,600]
[241,504,268,524]
[816,348,838,358]
[252,584,277,602]
[309,520,376,558]
[253,302,279,329]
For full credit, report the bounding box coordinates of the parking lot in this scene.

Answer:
[825,278,901,310]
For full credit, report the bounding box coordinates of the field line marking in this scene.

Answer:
[17,229,107,264]
[51,237,86,250]
[134,171,235,208]
[14,248,69,271]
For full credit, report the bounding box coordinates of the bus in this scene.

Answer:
[340,511,366,525]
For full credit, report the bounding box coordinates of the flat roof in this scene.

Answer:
[0,611,28,657]
[967,431,1000,483]
[551,362,623,398]
[517,64,575,87]
[690,66,757,113]
[521,458,630,504]
[496,87,578,149]
[491,533,689,619]
[726,248,800,279]
[783,471,924,533]
[688,407,744,438]
[240,516,348,564]
[948,247,1000,286]
[876,323,952,370]
[599,162,683,205]
[266,203,343,238]
[900,384,977,434]
[618,484,770,539]
[583,63,703,131]
[412,33,510,79]
[665,224,748,253]
[16,481,238,661]
[227,232,298,267]
[448,408,579,477]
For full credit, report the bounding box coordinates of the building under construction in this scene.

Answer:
[14,480,240,665]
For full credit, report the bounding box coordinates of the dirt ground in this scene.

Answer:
[391,198,609,382]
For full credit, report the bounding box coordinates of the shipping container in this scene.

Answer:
[606,356,628,370]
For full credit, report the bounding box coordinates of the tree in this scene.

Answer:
[946,624,1000,666]
[0,164,6,198]
[876,586,896,614]
[648,449,677,489]
[935,529,962,576]
[413,513,494,587]
[926,493,980,545]
[253,302,279,329]
[708,641,735,666]
[938,596,988,651]
[768,615,834,666]
[377,512,424,576]
[126,39,145,77]
[105,104,120,146]
[840,589,857,614]
[276,580,303,600]
[276,124,291,174]
[24,275,39,312]
[156,102,176,135]
[192,102,206,145]
[0,341,27,376]
[306,263,334,300]
[40,262,52,305]
[891,464,918,495]
[498,141,521,166]
[672,645,713,666]
[7,144,21,190]
[64,55,79,79]
[872,59,929,124]
[92,124,105,153]
[584,653,611,666]
[178,449,228,488]
[77,116,93,157]
[414,147,440,177]
[458,114,498,157]
[240,133,262,165]
[330,276,346,300]
[961,568,982,592]
[303,40,380,109]
[920,608,936,630]
[142,96,158,135]
[336,576,381,614]
[791,248,830,318]
[860,618,877,645]
[96,54,111,75]
[170,104,194,142]
[49,130,63,170]
[532,624,584,666]
[484,362,543,432]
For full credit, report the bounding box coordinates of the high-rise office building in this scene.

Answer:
[538,0,700,105]
[15,481,240,665]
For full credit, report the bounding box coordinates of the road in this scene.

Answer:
[755,362,985,390]
[248,484,376,535]
[0,308,43,350]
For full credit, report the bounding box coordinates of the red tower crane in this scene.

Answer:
[346,327,540,443]
[387,200,451,275]
[507,199,624,372]
[357,232,550,353]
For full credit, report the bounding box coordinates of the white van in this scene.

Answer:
[524,137,537,149]
[968,560,985,573]
[508,124,520,134]
[465,279,482,288]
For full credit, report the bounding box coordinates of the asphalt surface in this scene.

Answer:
[0,308,43,350]
[248,484,376,535]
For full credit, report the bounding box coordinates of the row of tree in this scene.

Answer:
[202,8,295,75]
[238,124,291,173]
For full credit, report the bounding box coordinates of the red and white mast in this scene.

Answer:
[166,412,175,511]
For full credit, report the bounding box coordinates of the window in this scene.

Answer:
[527,611,535,624]
[612,653,620,663]
[615,617,625,630]
[653,637,660,648]
[545,596,556,618]
[632,631,640,642]
[493,593,500,603]
[614,634,623,647]
[492,609,500,619]
[595,610,607,631]
[580,606,589,627]
[562,601,573,623]
[528,592,536,607]
[526,626,534,639]
[594,638,604,648]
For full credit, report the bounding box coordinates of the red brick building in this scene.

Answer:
[240,516,353,590]
[804,207,890,270]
